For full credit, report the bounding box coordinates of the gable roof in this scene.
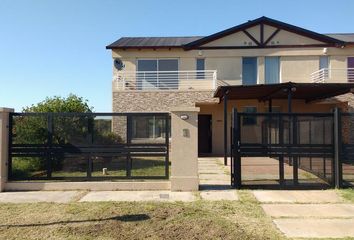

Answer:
[184,16,345,49]
[106,16,348,50]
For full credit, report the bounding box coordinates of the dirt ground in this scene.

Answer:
[0,192,282,240]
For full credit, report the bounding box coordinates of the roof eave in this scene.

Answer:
[106,46,185,50]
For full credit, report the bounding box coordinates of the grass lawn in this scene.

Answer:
[0,191,283,240]
[339,188,354,203]
[12,157,170,179]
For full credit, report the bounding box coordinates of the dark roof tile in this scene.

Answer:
[106,36,203,49]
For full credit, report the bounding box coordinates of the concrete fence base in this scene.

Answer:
[5,181,171,191]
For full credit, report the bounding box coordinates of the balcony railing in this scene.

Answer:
[113,70,219,91]
[311,68,354,83]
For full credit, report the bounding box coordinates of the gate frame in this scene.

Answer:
[231,107,344,189]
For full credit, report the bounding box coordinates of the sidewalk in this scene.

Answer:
[198,157,238,201]
[254,190,354,238]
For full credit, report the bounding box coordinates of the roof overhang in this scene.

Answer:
[214,82,354,103]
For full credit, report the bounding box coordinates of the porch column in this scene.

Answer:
[268,99,272,112]
[287,88,292,113]
[170,107,199,191]
[0,108,14,192]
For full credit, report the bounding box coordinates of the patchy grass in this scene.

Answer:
[12,157,170,179]
[0,195,283,240]
[339,188,354,203]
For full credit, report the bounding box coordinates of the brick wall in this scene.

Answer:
[112,90,218,141]
[112,90,218,112]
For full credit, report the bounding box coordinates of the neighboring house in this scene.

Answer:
[106,16,354,156]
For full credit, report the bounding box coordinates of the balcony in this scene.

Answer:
[113,70,220,91]
[311,68,354,83]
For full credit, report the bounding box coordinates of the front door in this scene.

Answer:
[198,115,212,155]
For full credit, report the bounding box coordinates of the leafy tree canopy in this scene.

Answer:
[23,94,93,113]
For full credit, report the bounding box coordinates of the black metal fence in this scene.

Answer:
[231,108,351,189]
[8,112,170,181]
[341,113,354,187]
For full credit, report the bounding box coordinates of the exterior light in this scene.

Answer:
[291,87,297,92]
[198,50,203,56]
[323,47,328,55]
[180,114,189,120]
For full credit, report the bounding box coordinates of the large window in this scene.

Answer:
[242,57,258,85]
[265,57,280,84]
[196,58,205,79]
[132,116,169,142]
[137,59,178,89]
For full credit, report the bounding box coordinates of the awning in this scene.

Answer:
[214,82,354,102]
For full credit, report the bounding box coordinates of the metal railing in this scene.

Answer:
[311,68,354,83]
[113,70,218,91]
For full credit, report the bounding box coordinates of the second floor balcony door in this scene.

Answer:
[137,59,178,90]
[348,57,354,82]
[265,57,280,84]
[242,57,258,85]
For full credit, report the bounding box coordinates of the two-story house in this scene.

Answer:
[106,16,354,156]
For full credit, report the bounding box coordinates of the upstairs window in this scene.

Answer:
[242,57,258,85]
[319,56,329,70]
[196,58,205,79]
[265,57,280,84]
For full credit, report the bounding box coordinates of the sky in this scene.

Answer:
[1,0,354,112]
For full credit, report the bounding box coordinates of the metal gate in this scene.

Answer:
[231,108,340,189]
[8,112,170,181]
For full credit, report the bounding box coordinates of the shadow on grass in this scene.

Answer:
[0,214,150,228]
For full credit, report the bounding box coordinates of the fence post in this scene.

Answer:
[333,108,343,188]
[233,108,242,189]
[126,115,132,178]
[170,107,199,191]
[230,109,234,187]
[279,114,285,186]
[0,108,14,192]
[47,113,53,178]
[292,115,299,185]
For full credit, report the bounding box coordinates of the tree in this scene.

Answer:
[14,94,93,145]
[13,94,94,175]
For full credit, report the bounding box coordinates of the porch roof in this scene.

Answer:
[214,82,354,102]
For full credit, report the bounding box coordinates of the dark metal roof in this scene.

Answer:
[214,82,354,103]
[325,34,354,43]
[106,36,203,49]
